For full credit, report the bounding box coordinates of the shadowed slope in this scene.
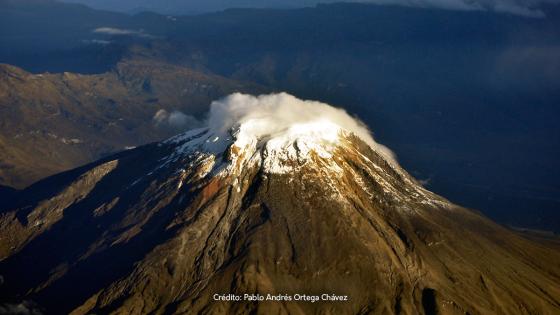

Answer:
[0,123,558,314]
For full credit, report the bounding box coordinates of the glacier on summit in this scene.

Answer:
[163,93,397,174]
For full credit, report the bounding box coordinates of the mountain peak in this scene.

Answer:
[149,93,445,214]
[163,93,396,176]
[2,93,559,314]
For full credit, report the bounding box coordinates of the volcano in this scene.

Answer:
[0,93,559,315]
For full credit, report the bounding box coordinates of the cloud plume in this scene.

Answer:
[153,109,202,130]
[206,92,396,160]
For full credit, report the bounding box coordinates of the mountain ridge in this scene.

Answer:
[1,93,559,314]
[0,60,266,189]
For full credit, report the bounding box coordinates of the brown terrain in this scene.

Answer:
[0,59,265,189]
[1,2,559,314]
[0,128,558,314]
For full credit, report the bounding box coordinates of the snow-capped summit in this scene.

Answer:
[1,94,559,315]
[163,93,396,176]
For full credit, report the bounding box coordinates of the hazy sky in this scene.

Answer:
[61,0,559,17]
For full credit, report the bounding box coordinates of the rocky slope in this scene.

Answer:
[0,60,264,188]
[0,93,559,314]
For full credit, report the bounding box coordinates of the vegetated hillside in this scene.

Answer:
[0,60,265,188]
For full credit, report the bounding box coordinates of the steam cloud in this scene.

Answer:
[207,92,396,160]
[153,109,202,130]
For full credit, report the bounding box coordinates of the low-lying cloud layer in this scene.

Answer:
[93,27,154,38]
[82,39,112,45]
[351,0,558,17]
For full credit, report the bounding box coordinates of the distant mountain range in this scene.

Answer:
[58,0,560,17]
[0,60,265,188]
[60,0,319,14]
[1,0,559,233]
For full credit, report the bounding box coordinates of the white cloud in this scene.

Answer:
[346,0,558,17]
[153,109,202,130]
[92,27,154,38]
[206,92,396,160]
[82,39,112,45]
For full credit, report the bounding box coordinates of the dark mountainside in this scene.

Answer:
[1,118,559,314]
[0,1,559,232]
[60,0,316,14]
